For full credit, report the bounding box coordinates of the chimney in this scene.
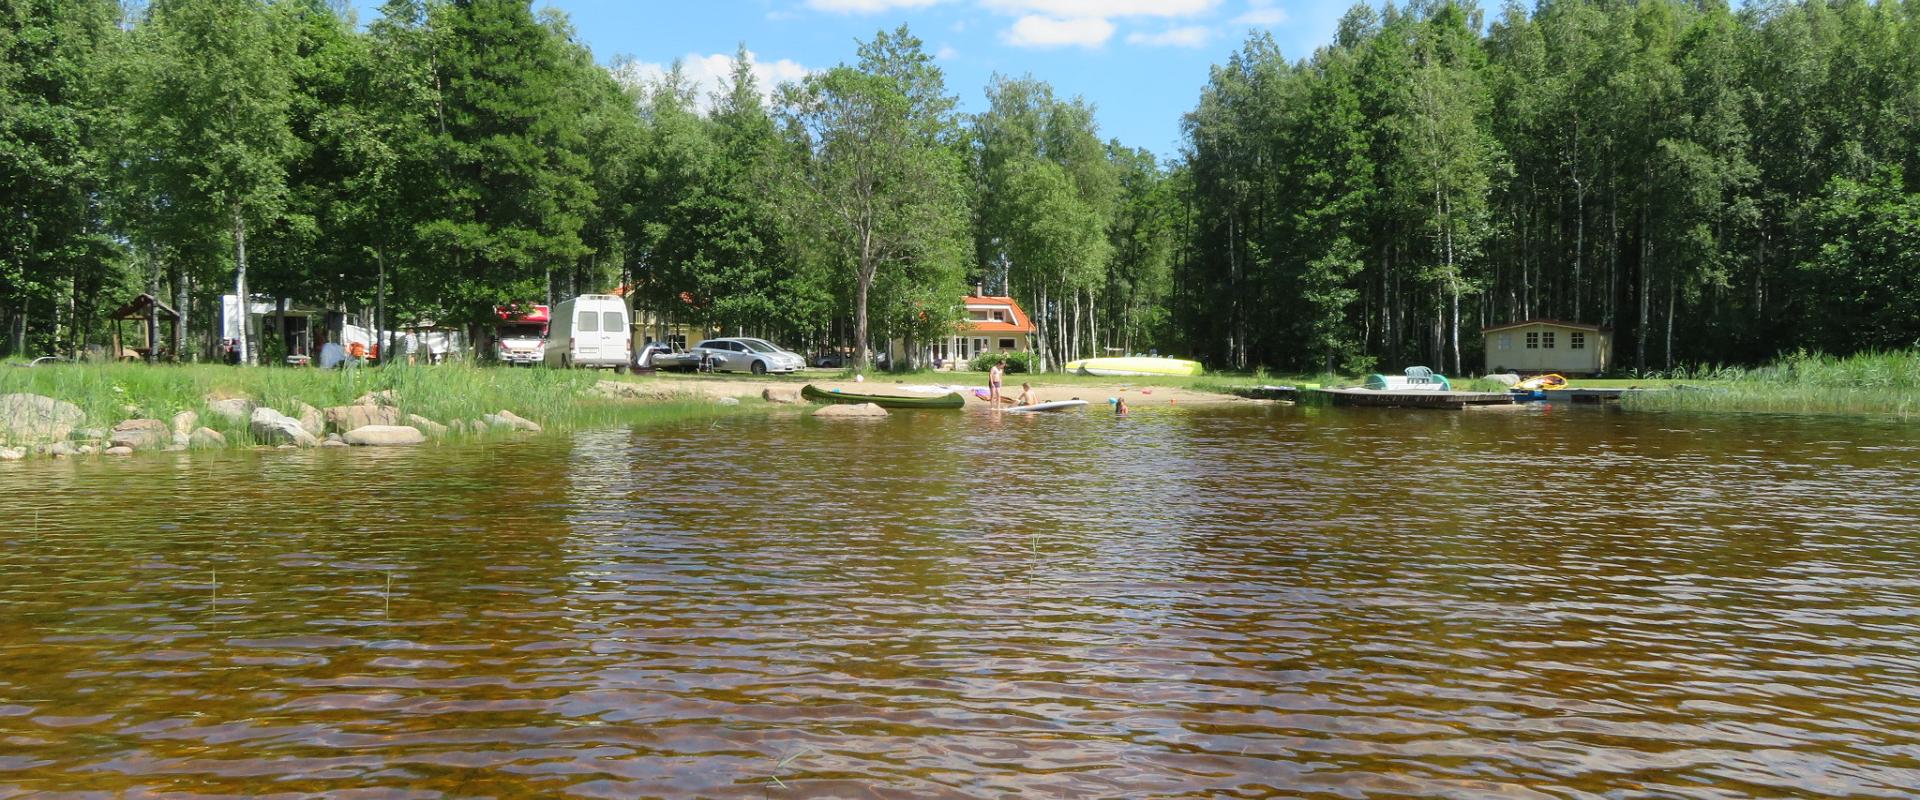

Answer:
[975,283,984,297]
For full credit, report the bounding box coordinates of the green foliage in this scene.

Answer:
[969,351,1038,373]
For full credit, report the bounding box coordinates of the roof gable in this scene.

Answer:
[1481,318,1608,334]
[961,295,1035,333]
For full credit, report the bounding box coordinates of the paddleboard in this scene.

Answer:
[1006,400,1089,413]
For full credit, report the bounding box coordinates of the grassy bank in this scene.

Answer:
[1618,351,1920,417]
[0,362,764,449]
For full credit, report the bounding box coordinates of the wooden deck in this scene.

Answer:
[1319,387,1516,410]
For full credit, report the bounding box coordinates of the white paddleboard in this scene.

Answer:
[1007,400,1089,413]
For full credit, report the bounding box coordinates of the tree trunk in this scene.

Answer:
[853,272,872,370]
[172,265,188,362]
[375,248,389,363]
[1665,272,1676,370]
[7,303,24,356]
[232,203,252,366]
[145,259,160,365]
[1636,208,1650,374]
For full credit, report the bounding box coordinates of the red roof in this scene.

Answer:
[1481,318,1609,334]
[962,295,1035,334]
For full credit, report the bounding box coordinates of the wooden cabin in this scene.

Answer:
[1482,319,1611,375]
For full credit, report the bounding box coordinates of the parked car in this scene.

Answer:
[543,294,631,371]
[688,337,805,375]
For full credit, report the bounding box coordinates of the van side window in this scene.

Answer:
[578,312,598,333]
[602,311,624,331]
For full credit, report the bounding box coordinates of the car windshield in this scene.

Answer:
[739,339,778,353]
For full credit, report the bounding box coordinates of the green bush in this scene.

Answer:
[970,351,1038,373]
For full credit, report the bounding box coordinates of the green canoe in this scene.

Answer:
[802,384,965,409]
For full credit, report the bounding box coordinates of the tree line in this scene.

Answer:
[4,0,1916,373]
[0,0,1174,369]
[1177,0,1920,374]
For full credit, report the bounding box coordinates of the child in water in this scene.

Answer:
[1114,397,1129,416]
[1016,382,1036,407]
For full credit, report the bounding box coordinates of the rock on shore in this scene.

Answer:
[0,393,85,444]
[813,403,888,419]
[109,419,169,451]
[205,398,255,426]
[325,404,402,432]
[344,425,426,446]
[484,410,541,432]
[250,407,319,447]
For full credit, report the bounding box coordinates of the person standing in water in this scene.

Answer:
[988,362,1004,406]
[1114,397,1130,416]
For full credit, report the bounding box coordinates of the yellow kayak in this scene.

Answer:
[1063,356,1205,377]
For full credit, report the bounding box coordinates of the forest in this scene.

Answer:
[2,0,1917,374]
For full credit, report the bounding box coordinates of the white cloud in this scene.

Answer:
[935,44,960,60]
[1003,14,1115,47]
[615,51,813,113]
[805,0,941,12]
[1125,25,1211,47]
[1232,0,1287,26]
[984,0,1217,18]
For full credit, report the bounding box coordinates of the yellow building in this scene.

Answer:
[1482,319,1611,375]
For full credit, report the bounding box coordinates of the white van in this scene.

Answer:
[544,294,631,371]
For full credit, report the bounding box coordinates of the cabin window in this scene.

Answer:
[999,338,1015,350]
[1542,331,1556,348]
[602,312,624,332]
[993,311,1006,322]
[577,312,599,333]
[1497,334,1511,351]
[1525,332,1539,349]
[1571,332,1586,350]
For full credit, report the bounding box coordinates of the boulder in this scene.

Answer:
[109,418,170,451]
[70,427,108,442]
[344,425,426,447]
[354,389,397,407]
[762,386,803,404]
[293,402,325,437]
[76,444,96,455]
[813,403,888,419]
[205,397,255,426]
[41,441,78,458]
[0,447,24,461]
[188,427,227,449]
[104,445,134,456]
[250,407,319,447]
[483,409,541,433]
[406,414,449,438]
[0,393,86,444]
[172,432,189,448]
[321,439,349,448]
[324,404,403,433]
[170,410,199,437]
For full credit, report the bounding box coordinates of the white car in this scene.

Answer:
[688,337,805,375]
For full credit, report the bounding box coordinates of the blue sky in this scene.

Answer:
[351,0,1349,162]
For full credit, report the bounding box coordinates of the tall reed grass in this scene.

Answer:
[1622,350,1920,417]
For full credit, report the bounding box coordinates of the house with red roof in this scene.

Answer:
[889,293,1036,370]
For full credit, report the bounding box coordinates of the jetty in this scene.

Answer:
[1319,387,1516,410]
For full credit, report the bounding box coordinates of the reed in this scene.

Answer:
[1621,350,1920,417]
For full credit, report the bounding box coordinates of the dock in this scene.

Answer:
[1525,388,1635,404]
[1318,387,1516,410]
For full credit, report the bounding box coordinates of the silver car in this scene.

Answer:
[689,337,806,375]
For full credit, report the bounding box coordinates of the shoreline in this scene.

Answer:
[0,363,1260,463]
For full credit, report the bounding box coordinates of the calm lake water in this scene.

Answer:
[4,404,1920,798]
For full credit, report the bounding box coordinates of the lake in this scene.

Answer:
[4,404,1920,798]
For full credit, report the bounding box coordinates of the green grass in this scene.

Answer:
[1619,350,1920,417]
[0,362,767,448]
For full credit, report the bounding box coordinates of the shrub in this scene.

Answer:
[970,351,1038,373]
